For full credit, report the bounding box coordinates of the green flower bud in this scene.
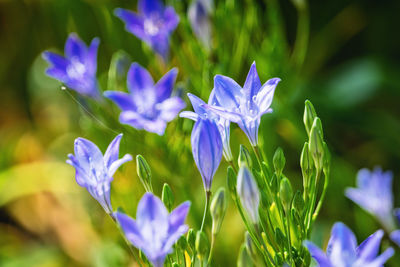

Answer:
[292,190,304,214]
[273,147,286,176]
[270,174,279,194]
[300,142,313,182]
[238,243,254,267]
[323,142,331,177]
[237,166,260,223]
[161,183,174,212]
[244,232,257,260]
[279,177,293,212]
[177,235,188,251]
[227,166,237,200]
[309,118,325,171]
[195,231,209,260]
[210,188,227,235]
[136,155,153,192]
[187,229,196,252]
[303,100,317,136]
[238,145,253,169]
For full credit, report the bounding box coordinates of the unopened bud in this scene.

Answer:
[238,145,253,169]
[136,155,153,192]
[279,177,293,212]
[273,147,286,176]
[303,100,317,136]
[195,231,209,259]
[237,243,253,267]
[210,188,227,235]
[227,166,237,199]
[187,229,196,252]
[292,190,305,213]
[309,118,324,171]
[237,166,260,223]
[300,142,312,180]
[244,232,257,260]
[161,183,174,212]
[323,142,331,177]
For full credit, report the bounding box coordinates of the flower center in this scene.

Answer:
[67,57,87,80]
[144,19,161,36]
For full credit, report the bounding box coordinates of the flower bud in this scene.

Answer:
[237,166,260,224]
[177,236,188,251]
[244,232,257,260]
[300,142,312,182]
[195,231,209,259]
[210,188,227,235]
[279,177,293,212]
[161,183,174,212]
[187,229,196,252]
[309,118,324,171]
[303,100,317,136]
[292,190,304,214]
[227,166,237,200]
[238,145,253,169]
[273,147,286,176]
[323,142,331,177]
[136,155,153,192]
[237,243,253,267]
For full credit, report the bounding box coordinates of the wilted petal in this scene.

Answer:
[304,241,332,267]
[155,68,178,102]
[327,222,357,265]
[191,118,222,190]
[104,91,135,111]
[157,96,186,122]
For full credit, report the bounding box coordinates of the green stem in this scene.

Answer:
[200,191,211,232]
[306,170,320,235]
[285,210,293,265]
[228,160,238,173]
[291,0,310,69]
[207,233,215,263]
[312,172,329,223]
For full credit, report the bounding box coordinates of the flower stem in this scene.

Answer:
[207,233,215,264]
[200,190,211,232]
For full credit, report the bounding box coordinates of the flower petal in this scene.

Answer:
[108,154,133,177]
[356,229,384,261]
[390,230,400,247]
[213,74,242,110]
[104,90,135,111]
[42,51,68,82]
[64,33,87,61]
[163,7,179,32]
[304,241,332,267]
[138,0,163,17]
[168,201,190,233]
[255,78,280,114]
[327,222,357,265]
[115,211,145,249]
[203,104,243,123]
[74,137,103,169]
[243,62,261,105]
[155,68,178,102]
[179,111,199,121]
[86,37,100,74]
[187,93,207,115]
[136,193,169,231]
[114,8,147,41]
[157,96,186,122]
[104,134,123,169]
[127,62,155,94]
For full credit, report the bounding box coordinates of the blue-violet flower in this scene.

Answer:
[188,0,213,49]
[116,192,190,267]
[66,134,132,214]
[180,92,232,161]
[237,166,260,224]
[115,0,179,60]
[104,63,185,135]
[43,33,100,98]
[204,62,280,146]
[191,117,223,191]
[345,167,396,231]
[305,222,394,267]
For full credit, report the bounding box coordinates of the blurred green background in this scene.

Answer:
[1,0,400,266]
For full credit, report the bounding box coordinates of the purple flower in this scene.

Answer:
[345,168,396,231]
[114,0,179,60]
[305,222,394,267]
[188,0,213,49]
[104,63,185,135]
[66,134,132,214]
[42,33,100,98]
[116,193,190,267]
[180,92,232,161]
[237,166,260,223]
[204,62,280,146]
[191,118,223,191]
[390,209,400,247]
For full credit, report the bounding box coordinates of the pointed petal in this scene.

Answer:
[390,230,400,247]
[138,0,163,17]
[74,137,103,168]
[86,37,100,74]
[42,51,68,82]
[203,104,243,123]
[156,96,186,122]
[136,193,169,229]
[155,68,178,102]
[366,247,394,267]
[255,78,280,114]
[115,212,145,249]
[104,134,123,168]
[143,119,167,135]
[119,111,146,130]
[149,33,170,60]
[114,8,147,41]
[356,229,384,261]
[104,90,135,111]
[243,62,261,103]
[66,154,87,187]
[65,33,87,61]
[213,75,242,110]
[179,111,199,121]
[127,62,154,94]
[304,241,332,267]
[163,7,179,32]
[187,93,207,114]
[162,224,189,255]
[169,201,190,232]
[327,222,357,265]
[108,154,133,177]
